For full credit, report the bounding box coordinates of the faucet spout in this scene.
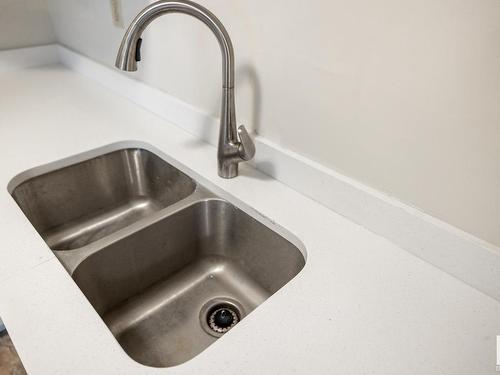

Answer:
[116,0,255,178]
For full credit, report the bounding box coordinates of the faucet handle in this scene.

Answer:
[237,125,256,161]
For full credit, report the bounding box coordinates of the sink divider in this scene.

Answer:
[55,186,220,275]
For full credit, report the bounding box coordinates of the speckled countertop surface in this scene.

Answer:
[0,65,499,375]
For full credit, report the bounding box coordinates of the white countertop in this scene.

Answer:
[0,64,499,375]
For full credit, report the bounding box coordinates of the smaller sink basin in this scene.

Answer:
[10,148,196,250]
[72,199,305,368]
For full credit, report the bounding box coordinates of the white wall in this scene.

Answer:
[0,0,56,50]
[46,0,500,247]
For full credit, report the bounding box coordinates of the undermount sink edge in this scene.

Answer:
[7,141,307,368]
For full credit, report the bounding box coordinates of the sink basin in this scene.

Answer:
[8,144,306,368]
[72,199,305,367]
[10,148,196,250]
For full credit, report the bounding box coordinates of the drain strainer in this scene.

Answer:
[200,298,244,337]
[208,307,239,333]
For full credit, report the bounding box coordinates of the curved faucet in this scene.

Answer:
[115,0,255,178]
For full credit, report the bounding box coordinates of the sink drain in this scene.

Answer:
[200,298,244,337]
[208,307,239,333]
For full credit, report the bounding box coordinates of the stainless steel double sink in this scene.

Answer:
[8,145,305,368]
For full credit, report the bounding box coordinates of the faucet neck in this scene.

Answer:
[116,0,235,88]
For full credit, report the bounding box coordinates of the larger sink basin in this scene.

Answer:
[8,144,306,368]
[73,199,305,367]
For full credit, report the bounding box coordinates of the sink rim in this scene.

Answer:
[7,141,190,194]
[6,140,309,368]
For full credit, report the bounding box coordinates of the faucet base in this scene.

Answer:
[218,163,238,179]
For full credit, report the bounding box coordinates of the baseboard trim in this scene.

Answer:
[5,44,500,301]
[0,45,59,74]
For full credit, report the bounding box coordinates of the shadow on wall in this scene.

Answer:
[193,63,263,146]
[237,63,262,136]
[180,61,274,181]
[176,62,263,151]
[237,64,279,180]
